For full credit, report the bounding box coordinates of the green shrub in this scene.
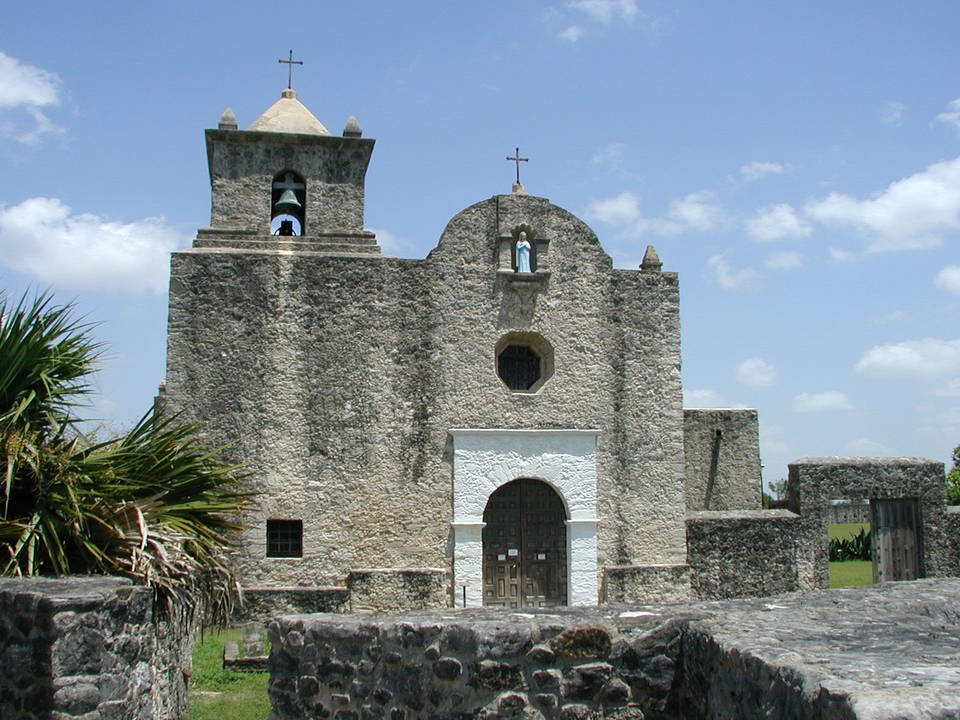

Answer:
[829,527,872,561]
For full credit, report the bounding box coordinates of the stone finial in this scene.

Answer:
[512,182,527,195]
[343,116,362,138]
[641,245,663,272]
[218,107,238,130]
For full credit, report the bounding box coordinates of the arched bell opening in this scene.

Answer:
[271,170,306,236]
[481,477,568,608]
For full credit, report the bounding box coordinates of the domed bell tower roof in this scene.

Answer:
[247,88,330,135]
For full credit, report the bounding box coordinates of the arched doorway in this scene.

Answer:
[482,478,567,608]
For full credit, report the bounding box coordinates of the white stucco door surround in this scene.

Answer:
[450,428,600,608]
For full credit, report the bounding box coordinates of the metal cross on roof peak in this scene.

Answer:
[506,147,529,185]
[278,50,304,90]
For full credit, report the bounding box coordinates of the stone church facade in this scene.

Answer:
[163,89,954,612]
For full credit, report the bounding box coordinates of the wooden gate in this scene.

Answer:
[482,478,567,608]
[871,499,920,582]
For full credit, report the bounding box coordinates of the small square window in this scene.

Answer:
[266,519,303,558]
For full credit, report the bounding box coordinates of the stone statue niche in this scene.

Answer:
[511,227,537,273]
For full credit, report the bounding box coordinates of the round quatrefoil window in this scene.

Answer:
[496,332,555,393]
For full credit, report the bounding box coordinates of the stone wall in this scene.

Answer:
[945,506,960,577]
[268,579,960,720]
[685,510,803,600]
[0,576,194,720]
[826,501,870,525]
[346,569,449,613]
[166,192,688,601]
[602,564,690,604]
[787,457,951,590]
[236,587,350,623]
[682,409,762,510]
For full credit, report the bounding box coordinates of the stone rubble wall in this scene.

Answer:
[685,510,804,600]
[236,587,351,623]
[268,579,960,720]
[268,611,684,720]
[826,501,871,525]
[945,507,960,577]
[346,569,449,613]
[0,576,194,720]
[601,565,691,604]
[787,457,951,589]
[682,410,762,511]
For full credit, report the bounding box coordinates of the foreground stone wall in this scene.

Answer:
[0,576,193,720]
[685,510,804,600]
[682,409,761,511]
[269,578,960,720]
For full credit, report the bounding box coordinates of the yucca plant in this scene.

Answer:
[0,292,251,624]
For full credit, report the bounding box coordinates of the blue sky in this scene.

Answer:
[2,0,959,485]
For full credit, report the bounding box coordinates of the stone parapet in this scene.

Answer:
[0,576,194,720]
[268,578,960,720]
[686,509,804,600]
[236,587,350,622]
[602,564,691,603]
[194,227,381,254]
[346,569,449,613]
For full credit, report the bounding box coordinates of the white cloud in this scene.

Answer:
[371,227,420,258]
[855,338,960,382]
[568,0,638,24]
[740,161,786,182]
[0,197,185,295]
[557,25,585,41]
[759,424,790,457]
[736,357,776,387]
[792,391,853,413]
[933,378,960,398]
[591,143,624,166]
[0,51,62,143]
[707,254,760,292]
[683,388,747,409]
[584,191,641,226]
[745,203,811,242]
[844,438,894,455]
[765,251,802,270]
[666,191,724,232]
[880,101,905,127]
[935,265,960,296]
[805,156,960,252]
[935,98,960,131]
[827,246,858,263]
[585,189,724,238]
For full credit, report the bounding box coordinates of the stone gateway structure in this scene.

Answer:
[162,88,953,613]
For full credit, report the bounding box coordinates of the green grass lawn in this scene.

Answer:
[189,629,270,720]
[829,560,873,588]
[828,522,874,588]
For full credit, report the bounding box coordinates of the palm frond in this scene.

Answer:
[1,291,252,625]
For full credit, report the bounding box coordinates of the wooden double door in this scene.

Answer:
[482,478,567,608]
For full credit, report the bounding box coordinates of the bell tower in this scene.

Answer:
[197,87,379,253]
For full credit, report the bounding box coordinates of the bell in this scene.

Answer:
[274,189,302,213]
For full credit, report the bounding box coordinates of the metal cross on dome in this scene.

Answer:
[506,147,529,185]
[278,50,303,90]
